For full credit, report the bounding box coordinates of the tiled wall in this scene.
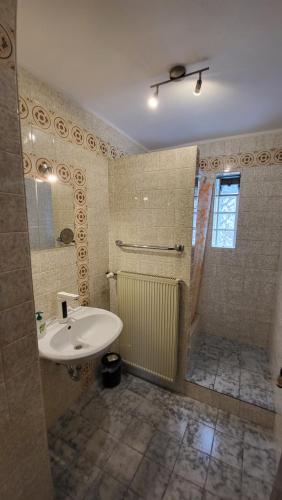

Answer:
[0,1,53,498]
[19,67,144,319]
[197,132,282,348]
[271,240,282,439]
[108,147,198,388]
[18,68,144,425]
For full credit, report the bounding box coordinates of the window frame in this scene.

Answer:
[211,173,241,249]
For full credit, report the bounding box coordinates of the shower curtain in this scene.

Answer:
[191,174,214,323]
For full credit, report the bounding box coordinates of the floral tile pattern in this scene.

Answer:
[50,373,280,499]
[200,148,282,173]
[186,333,275,411]
[19,94,125,159]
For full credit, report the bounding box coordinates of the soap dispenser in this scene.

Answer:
[35,311,46,339]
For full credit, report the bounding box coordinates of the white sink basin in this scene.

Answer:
[38,306,123,364]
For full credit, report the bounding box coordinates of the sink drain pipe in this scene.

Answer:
[66,365,82,382]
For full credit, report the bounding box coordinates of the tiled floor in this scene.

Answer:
[186,333,275,411]
[49,373,280,500]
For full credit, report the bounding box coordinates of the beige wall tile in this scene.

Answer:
[0,269,33,310]
[0,106,21,155]
[2,334,38,380]
[0,5,52,497]
[109,147,197,391]
[198,162,282,348]
[0,150,24,195]
[0,300,35,346]
[0,194,28,233]
[0,232,30,273]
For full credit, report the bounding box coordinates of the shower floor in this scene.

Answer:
[49,373,280,500]
[186,333,275,411]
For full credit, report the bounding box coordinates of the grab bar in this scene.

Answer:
[115,240,184,253]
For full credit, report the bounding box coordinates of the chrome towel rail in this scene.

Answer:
[115,240,184,253]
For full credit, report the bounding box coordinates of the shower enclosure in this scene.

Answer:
[187,166,279,413]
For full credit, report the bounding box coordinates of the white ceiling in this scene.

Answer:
[17,0,282,150]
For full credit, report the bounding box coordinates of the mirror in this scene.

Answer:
[25,178,74,250]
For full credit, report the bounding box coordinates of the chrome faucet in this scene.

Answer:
[57,291,79,323]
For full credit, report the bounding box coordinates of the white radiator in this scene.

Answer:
[117,271,180,382]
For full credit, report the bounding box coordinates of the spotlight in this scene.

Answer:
[148,86,159,109]
[193,74,202,96]
[47,173,58,183]
[38,162,58,183]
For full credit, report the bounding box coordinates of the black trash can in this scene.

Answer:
[101,352,122,388]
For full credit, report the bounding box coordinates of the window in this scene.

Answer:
[192,177,199,246]
[212,173,240,249]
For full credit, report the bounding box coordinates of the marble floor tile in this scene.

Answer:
[121,416,155,453]
[83,428,118,468]
[191,400,218,428]
[49,408,74,437]
[214,376,240,398]
[183,418,215,454]
[145,430,181,471]
[56,461,101,500]
[128,375,155,397]
[49,373,278,500]
[203,492,230,500]
[199,345,221,360]
[240,353,269,375]
[163,473,203,500]
[239,385,270,409]
[131,457,170,499]
[146,384,174,408]
[241,472,273,500]
[68,388,96,414]
[51,413,94,452]
[80,401,107,426]
[104,442,142,485]
[174,443,209,487]
[84,472,127,500]
[186,334,274,411]
[217,365,240,382]
[220,350,240,363]
[133,398,164,426]
[87,391,119,410]
[211,430,243,469]
[171,393,197,415]
[243,443,279,484]
[215,410,245,440]
[123,489,143,500]
[188,368,216,390]
[192,356,219,374]
[157,407,189,440]
[206,458,242,500]
[244,425,278,451]
[49,436,76,467]
[115,389,146,414]
[100,408,133,439]
[50,452,70,490]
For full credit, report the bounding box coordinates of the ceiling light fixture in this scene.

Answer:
[193,73,202,96]
[147,86,159,109]
[148,65,209,108]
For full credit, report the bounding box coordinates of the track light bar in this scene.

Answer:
[148,65,209,107]
[150,66,209,90]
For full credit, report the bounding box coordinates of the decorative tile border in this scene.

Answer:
[23,151,90,307]
[19,95,125,160]
[200,148,282,172]
[0,23,13,59]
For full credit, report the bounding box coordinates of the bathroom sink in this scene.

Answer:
[38,307,123,364]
